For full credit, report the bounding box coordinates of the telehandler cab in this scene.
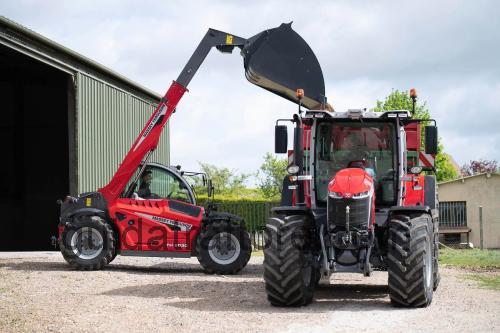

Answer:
[58,23,325,274]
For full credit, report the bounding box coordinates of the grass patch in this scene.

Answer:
[466,274,500,291]
[439,248,500,269]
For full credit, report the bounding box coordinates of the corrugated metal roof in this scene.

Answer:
[0,16,161,102]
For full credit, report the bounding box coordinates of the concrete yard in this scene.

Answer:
[0,252,499,333]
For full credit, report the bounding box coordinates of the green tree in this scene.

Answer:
[435,144,459,181]
[257,152,288,199]
[374,89,458,182]
[194,162,250,196]
[374,89,430,119]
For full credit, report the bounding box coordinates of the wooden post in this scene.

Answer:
[479,206,484,250]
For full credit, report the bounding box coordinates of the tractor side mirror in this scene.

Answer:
[207,179,214,198]
[275,125,288,153]
[425,126,438,155]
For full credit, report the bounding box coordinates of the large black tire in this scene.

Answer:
[59,216,115,270]
[433,219,440,291]
[197,220,251,274]
[388,213,434,307]
[263,215,316,307]
[108,250,118,264]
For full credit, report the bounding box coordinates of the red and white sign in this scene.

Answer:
[288,150,294,167]
[419,152,435,168]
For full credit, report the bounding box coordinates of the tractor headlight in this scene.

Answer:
[352,191,370,199]
[410,166,423,175]
[329,191,344,199]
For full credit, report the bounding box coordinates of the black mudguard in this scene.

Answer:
[204,211,244,227]
[59,191,108,226]
[424,175,438,218]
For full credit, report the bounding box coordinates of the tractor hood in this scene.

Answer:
[241,23,326,110]
[328,168,374,198]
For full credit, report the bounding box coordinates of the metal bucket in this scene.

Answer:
[241,23,326,110]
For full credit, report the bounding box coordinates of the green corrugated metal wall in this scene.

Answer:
[76,73,169,192]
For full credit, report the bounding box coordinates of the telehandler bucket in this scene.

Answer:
[242,23,326,110]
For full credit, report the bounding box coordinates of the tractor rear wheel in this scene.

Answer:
[263,215,316,306]
[433,221,440,291]
[197,219,251,274]
[59,215,115,270]
[388,213,434,307]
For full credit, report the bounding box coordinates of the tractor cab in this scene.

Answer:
[313,112,399,208]
[266,99,441,308]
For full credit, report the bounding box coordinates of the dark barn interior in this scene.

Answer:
[0,44,70,250]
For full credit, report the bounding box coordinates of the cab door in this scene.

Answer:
[144,165,202,252]
[113,164,202,253]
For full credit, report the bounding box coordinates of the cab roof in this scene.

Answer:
[304,109,411,120]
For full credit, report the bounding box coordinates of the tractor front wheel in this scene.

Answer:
[59,215,115,270]
[388,213,434,307]
[263,215,316,306]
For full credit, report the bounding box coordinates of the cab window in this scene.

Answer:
[315,121,396,206]
[136,166,193,203]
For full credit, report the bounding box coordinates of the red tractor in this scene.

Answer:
[264,90,440,306]
[57,23,322,274]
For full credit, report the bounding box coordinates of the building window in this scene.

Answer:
[439,201,467,228]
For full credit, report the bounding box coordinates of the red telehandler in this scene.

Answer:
[58,23,325,274]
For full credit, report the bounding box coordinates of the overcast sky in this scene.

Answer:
[2,0,499,184]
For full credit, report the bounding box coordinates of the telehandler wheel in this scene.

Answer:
[388,213,434,307]
[197,220,251,274]
[59,215,115,270]
[108,251,118,264]
[263,215,316,307]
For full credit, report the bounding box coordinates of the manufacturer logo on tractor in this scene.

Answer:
[135,212,192,231]
[133,103,168,151]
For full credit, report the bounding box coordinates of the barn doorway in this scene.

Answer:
[0,44,71,250]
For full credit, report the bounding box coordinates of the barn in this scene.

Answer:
[0,17,169,250]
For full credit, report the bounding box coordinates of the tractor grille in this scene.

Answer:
[328,196,370,229]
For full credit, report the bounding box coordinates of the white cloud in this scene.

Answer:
[2,0,499,181]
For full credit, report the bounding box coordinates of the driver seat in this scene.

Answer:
[348,160,367,169]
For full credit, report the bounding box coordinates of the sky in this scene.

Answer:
[2,0,500,184]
